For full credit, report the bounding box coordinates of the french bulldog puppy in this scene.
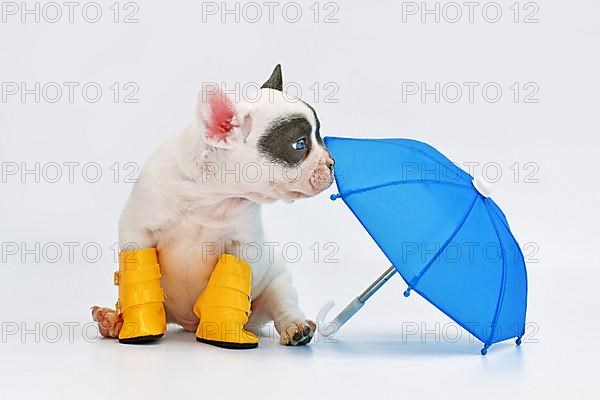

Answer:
[92,65,334,345]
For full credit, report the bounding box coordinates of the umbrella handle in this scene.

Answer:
[317,298,365,338]
[316,266,397,338]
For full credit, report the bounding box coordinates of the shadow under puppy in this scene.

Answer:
[92,65,334,348]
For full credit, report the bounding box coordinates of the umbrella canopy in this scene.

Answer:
[323,136,528,353]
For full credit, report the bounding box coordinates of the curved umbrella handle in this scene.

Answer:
[316,266,397,338]
[316,300,335,336]
[317,298,365,338]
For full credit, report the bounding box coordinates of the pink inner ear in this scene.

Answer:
[206,93,237,143]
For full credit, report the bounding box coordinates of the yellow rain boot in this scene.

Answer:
[194,254,259,349]
[115,248,166,344]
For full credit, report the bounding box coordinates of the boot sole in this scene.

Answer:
[196,337,258,349]
[119,334,164,345]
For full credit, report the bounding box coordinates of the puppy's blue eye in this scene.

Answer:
[292,138,307,151]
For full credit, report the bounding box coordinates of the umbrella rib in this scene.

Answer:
[407,193,480,289]
[484,199,508,345]
[341,179,471,199]
[488,204,528,337]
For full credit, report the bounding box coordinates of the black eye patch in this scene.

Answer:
[302,100,323,145]
[258,114,313,167]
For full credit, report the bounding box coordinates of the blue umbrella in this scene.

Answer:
[317,137,528,355]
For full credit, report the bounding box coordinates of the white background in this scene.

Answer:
[1,1,599,399]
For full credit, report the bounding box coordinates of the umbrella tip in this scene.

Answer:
[330,193,341,201]
[516,336,522,346]
[480,344,490,355]
[403,288,412,297]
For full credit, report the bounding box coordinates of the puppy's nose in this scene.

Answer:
[326,157,334,172]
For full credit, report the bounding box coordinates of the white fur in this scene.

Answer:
[118,86,333,343]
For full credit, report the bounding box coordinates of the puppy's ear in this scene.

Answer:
[261,64,283,91]
[196,84,252,149]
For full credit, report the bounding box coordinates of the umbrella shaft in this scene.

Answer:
[358,266,397,303]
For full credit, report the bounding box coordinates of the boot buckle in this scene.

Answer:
[113,271,119,286]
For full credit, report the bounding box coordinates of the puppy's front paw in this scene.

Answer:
[91,306,123,338]
[279,320,316,346]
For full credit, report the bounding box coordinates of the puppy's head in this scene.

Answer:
[196,65,334,203]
